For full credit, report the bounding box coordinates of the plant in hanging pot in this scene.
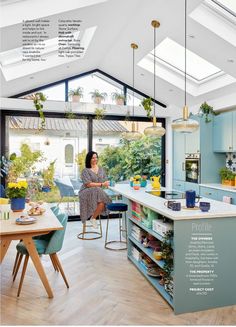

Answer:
[68,87,83,102]
[90,89,107,104]
[94,107,106,120]
[111,91,126,105]
[219,167,235,186]
[198,101,219,123]
[140,97,153,118]
[6,181,28,212]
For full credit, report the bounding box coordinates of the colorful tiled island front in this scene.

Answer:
[110,184,236,314]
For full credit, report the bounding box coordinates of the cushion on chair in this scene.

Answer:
[16,239,48,255]
[107,203,128,212]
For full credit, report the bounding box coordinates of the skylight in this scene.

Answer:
[138,37,236,96]
[190,1,236,47]
[0,26,97,81]
[0,0,108,28]
[211,0,236,16]
[150,37,222,82]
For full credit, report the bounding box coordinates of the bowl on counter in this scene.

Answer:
[199,201,211,212]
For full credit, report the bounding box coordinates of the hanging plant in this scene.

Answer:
[29,93,47,129]
[94,107,106,120]
[140,97,153,118]
[199,101,219,123]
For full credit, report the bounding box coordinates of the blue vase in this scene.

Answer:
[141,180,147,187]
[11,198,25,212]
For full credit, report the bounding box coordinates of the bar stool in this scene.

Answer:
[77,216,102,240]
[105,203,128,251]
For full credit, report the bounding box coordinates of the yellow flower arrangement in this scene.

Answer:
[6,181,28,198]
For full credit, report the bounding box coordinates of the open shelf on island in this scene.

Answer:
[128,254,173,308]
[129,235,165,269]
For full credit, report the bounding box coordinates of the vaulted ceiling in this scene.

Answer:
[0,0,236,111]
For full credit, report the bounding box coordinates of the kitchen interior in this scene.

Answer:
[1,0,236,325]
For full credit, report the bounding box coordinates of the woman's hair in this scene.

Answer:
[85,151,98,168]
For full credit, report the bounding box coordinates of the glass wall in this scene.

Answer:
[6,115,88,216]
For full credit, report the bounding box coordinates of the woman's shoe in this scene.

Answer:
[90,217,98,229]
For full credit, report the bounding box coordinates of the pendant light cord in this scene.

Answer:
[153,23,156,117]
[132,46,135,117]
[184,0,187,107]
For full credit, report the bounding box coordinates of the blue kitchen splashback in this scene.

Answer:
[226,153,236,172]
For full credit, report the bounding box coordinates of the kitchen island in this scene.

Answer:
[110,183,236,314]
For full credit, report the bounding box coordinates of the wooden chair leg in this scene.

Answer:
[52,253,69,288]
[12,252,20,276]
[13,253,23,282]
[17,255,29,297]
[49,254,58,271]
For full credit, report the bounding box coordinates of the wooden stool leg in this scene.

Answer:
[13,253,23,282]
[17,255,29,297]
[52,253,69,288]
[12,252,20,276]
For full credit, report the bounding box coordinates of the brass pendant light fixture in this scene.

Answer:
[171,0,199,133]
[144,20,165,138]
[122,43,142,141]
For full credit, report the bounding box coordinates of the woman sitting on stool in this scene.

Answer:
[79,151,111,228]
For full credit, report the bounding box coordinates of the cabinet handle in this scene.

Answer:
[229,146,232,150]
[182,163,185,171]
[206,192,212,195]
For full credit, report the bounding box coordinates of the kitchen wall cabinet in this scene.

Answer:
[173,115,225,185]
[173,133,185,181]
[213,111,236,152]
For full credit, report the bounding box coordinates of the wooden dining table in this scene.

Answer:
[0,204,63,298]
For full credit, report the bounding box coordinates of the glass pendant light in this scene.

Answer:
[171,0,199,133]
[144,20,165,138]
[122,43,142,141]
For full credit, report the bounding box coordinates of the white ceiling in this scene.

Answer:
[0,0,236,110]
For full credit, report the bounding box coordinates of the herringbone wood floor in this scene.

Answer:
[1,220,236,325]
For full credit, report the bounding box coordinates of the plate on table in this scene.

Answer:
[27,209,45,216]
[15,216,37,225]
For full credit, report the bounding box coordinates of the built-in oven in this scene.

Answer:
[185,153,200,184]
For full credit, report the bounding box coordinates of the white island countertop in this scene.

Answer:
[110,184,236,221]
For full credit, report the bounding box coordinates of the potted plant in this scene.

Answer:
[6,181,28,212]
[199,101,219,123]
[41,160,56,192]
[141,97,153,118]
[68,87,83,102]
[219,167,235,186]
[90,89,107,104]
[111,91,126,105]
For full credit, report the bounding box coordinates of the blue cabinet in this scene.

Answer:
[200,186,218,200]
[213,111,236,152]
[185,127,200,154]
[173,132,185,181]
[200,186,236,204]
[173,179,185,191]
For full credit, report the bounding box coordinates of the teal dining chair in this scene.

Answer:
[12,209,69,297]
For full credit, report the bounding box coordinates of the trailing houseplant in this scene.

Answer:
[28,93,47,129]
[90,89,107,104]
[219,167,235,186]
[199,101,219,123]
[161,230,174,287]
[68,87,83,102]
[141,97,153,118]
